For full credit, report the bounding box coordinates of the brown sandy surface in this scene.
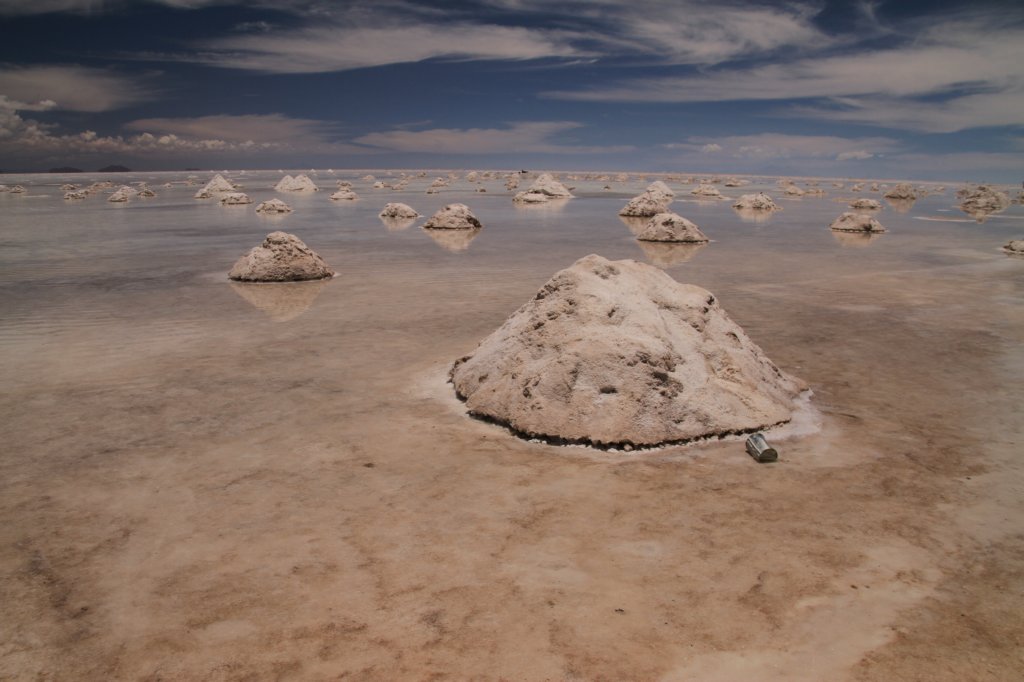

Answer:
[1,185,1023,680]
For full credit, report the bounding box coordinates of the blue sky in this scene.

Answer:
[1,0,1022,180]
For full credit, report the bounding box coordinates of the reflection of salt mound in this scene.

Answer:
[379,202,419,219]
[423,227,481,251]
[884,183,916,200]
[830,212,886,233]
[229,279,331,322]
[958,185,1010,217]
[228,232,334,282]
[885,197,915,213]
[636,241,706,267]
[832,231,884,248]
[108,186,137,202]
[691,184,724,199]
[1003,240,1024,256]
[620,189,672,217]
[733,193,779,210]
[527,173,573,198]
[423,203,482,230]
[220,192,252,205]
[636,212,708,243]
[256,198,292,213]
[849,198,881,210]
[450,255,806,448]
[275,174,319,192]
[734,208,776,224]
[381,216,417,231]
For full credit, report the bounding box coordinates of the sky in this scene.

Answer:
[0,0,1022,180]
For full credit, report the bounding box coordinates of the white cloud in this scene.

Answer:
[0,65,154,111]
[124,113,340,146]
[670,133,899,160]
[355,121,633,154]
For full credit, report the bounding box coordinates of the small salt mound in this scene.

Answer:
[64,190,88,200]
[619,189,672,217]
[830,212,886,233]
[256,198,293,214]
[10,185,26,193]
[228,232,334,282]
[61,184,78,191]
[505,176,520,190]
[513,191,549,204]
[1003,240,1024,256]
[422,203,482,230]
[850,183,863,192]
[784,185,805,196]
[691,184,724,198]
[108,186,137,202]
[526,173,573,198]
[884,183,916,200]
[220,192,252,205]
[636,212,708,243]
[958,185,1010,217]
[276,174,319,192]
[849,198,881,210]
[137,188,156,198]
[733,193,779,210]
[379,202,419,219]
[330,189,359,201]
[451,254,806,447]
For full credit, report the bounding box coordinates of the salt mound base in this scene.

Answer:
[423,203,482,230]
[275,174,319,192]
[1003,240,1024,256]
[256,199,292,214]
[830,212,886,233]
[379,202,419,219]
[228,232,334,282]
[527,173,573,198]
[636,213,708,243]
[733,193,779,210]
[450,254,806,447]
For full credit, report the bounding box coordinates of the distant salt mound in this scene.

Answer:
[276,174,319,192]
[513,190,549,204]
[256,198,293,214]
[61,183,78,191]
[379,202,419,219]
[228,232,333,282]
[733,193,779,211]
[1003,240,1024,256]
[137,187,156,198]
[220,192,252,205]
[330,189,359,201]
[723,178,746,187]
[505,176,520,191]
[422,203,482,230]
[691,184,724,199]
[804,188,826,197]
[958,185,1010,217]
[465,171,479,182]
[108,185,137,202]
[636,212,708,243]
[784,185,805,196]
[527,173,573,198]
[619,186,673,217]
[205,174,235,192]
[450,254,806,447]
[645,181,674,198]
[850,183,863,192]
[884,183,916,200]
[830,212,886,233]
[64,190,88,200]
[849,198,881,210]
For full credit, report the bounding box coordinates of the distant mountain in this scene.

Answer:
[49,166,84,173]
[97,165,131,172]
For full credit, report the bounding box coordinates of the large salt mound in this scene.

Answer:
[527,173,573,198]
[636,212,708,243]
[830,212,886,233]
[422,203,482,230]
[619,189,672,217]
[228,232,334,282]
[275,174,319,192]
[379,202,419,219]
[958,185,1010,217]
[733,193,779,210]
[450,254,806,447]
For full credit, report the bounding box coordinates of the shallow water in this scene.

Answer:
[2,171,1023,679]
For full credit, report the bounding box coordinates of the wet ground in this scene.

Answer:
[1,171,1023,680]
